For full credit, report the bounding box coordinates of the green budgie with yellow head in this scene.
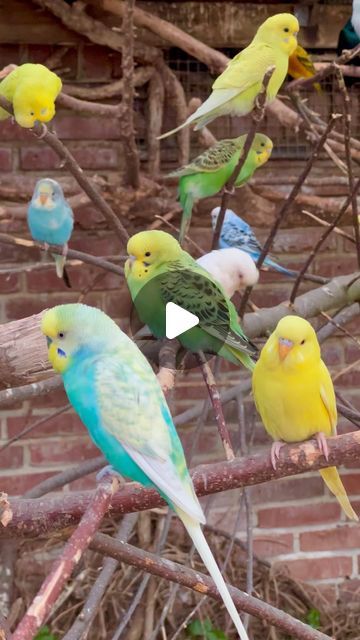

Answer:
[41,303,250,640]
[125,230,256,370]
[169,133,273,243]
[0,63,62,128]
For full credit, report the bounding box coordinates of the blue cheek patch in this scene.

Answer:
[57,348,67,358]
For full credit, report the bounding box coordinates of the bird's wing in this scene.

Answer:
[319,359,338,436]
[213,43,277,90]
[168,138,242,177]
[159,263,256,356]
[222,220,262,252]
[95,354,204,521]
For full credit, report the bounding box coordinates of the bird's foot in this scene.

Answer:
[36,122,48,139]
[270,441,285,470]
[315,432,329,461]
[43,242,50,252]
[223,186,235,196]
[96,464,124,487]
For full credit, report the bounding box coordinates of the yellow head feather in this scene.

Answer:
[126,230,183,281]
[253,13,299,56]
[260,315,320,371]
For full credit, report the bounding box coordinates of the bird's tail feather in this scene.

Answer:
[53,253,66,279]
[263,256,294,277]
[157,110,199,140]
[177,509,249,640]
[319,467,358,521]
[179,193,194,244]
[226,347,256,372]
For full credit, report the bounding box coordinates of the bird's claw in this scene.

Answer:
[270,441,285,470]
[96,464,124,486]
[315,432,329,461]
[224,186,235,196]
[36,122,48,139]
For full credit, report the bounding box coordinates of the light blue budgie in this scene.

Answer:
[211,206,294,276]
[27,178,74,287]
[41,303,250,640]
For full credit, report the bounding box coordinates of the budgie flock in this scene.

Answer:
[2,9,358,640]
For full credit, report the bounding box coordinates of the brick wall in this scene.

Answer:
[0,40,360,603]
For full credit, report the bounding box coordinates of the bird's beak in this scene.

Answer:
[39,193,48,205]
[278,337,293,361]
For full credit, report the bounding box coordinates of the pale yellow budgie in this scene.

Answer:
[252,315,358,521]
[158,13,299,139]
[0,63,62,128]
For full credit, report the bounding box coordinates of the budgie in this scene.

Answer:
[158,13,299,139]
[27,179,73,288]
[338,0,360,86]
[252,315,358,521]
[125,230,257,370]
[0,63,62,128]
[168,133,273,243]
[211,207,295,276]
[197,248,259,298]
[41,303,250,640]
[288,45,321,92]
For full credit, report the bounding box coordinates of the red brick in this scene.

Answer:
[276,556,353,581]
[251,286,293,308]
[253,533,294,558]
[5,293,77,320]
[320,341,344,366]
[339,578,360,604]
[80,45,112,81]
[103,288,133,318]
[270,228,337,253]
[300,526,360,551]
[0,148,12,171]
[340,473,360,495]
[257,501,341,528]
[0,471,57,496]
[29,437,98,465]
[344,341,360,363]
[69,471,98,491]
[70,234,122,256]
[0,44,21,66]
[252,475,325,506]
[25,267,73,293]
[6,412,85,440]
[29,385,68,409]
[0,273,21,293]
[0,119,30,141]
[72,203,104,227]
[0,445,23,469]
[27,44,52,63]
[314,256,358,278]
[71,146,118,170]
[20,146,59,171]
[55,115,121,141]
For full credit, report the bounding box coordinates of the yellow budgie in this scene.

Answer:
[0,63,62,128]
[158,13,299,139]
[252,315,358,521]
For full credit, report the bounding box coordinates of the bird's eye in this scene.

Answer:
[30,111,35,116]
[145,251,151,257]
[58,332,65,339]
[300,339,306,345]
[52,192,55,197]
[283,27,290,33]
[261,142,265,146]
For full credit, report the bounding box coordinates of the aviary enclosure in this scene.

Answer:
[0,1,360,639]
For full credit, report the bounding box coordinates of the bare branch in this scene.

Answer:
[5,430,360,539]
[121,0,141,188]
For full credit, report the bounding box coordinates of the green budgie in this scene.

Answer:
[125,230,256,370]
[41,303,250,640]
[168,133,273,243]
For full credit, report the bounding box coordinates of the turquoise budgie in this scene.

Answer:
[27,178,73,288]
[168,133,273,243]
[41,303,250,640]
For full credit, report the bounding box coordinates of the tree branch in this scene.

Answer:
[4,430,360,539]
[121,0,141,188]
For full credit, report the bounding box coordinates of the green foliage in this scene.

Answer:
[34,626,58,640]
[306,608,321,629]
[186,618,230,639]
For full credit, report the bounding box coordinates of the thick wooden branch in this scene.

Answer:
[0,271,358,389]
[63,66,154,100]
[12,476,119,640]
[31,0,159,64]
[121,0,141,188]
[89,532,331,640]
[4,430,360,539]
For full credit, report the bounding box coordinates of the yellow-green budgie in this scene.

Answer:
[158,13,299,139]
[0,63,62,128]
[252,315,358,521]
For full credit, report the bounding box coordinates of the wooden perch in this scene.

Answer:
[63,66,154,100]
[12,475,120,640]
[0,271,359,389]
[89,532,331,640]
[4,429,360,539]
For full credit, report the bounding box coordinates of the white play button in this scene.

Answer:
[165,302,199,339]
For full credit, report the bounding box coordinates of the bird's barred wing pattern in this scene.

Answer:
[168,139,242,177]
[159,262,256,356]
